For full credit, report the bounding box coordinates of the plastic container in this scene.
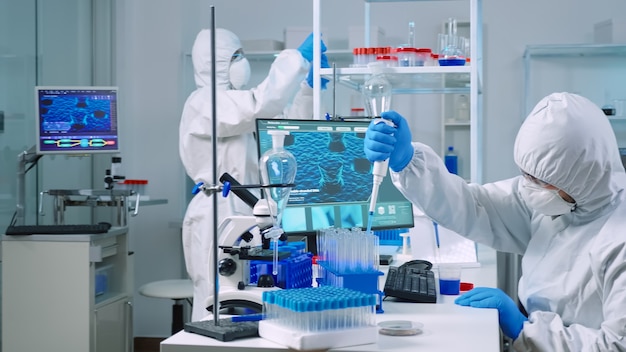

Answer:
[438,263,462,295]
[352,47,366,67]
[430,53,440,66]
[95,265,113,296]
[350,107,365,117]
[456,94,470,121]
[394,47,418,67]
[376,54,398,67]
[444,146,458,175]
[116,179,149,199]
[415,48,432,66]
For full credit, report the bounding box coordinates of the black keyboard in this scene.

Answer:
[384,265,437,303]
[5,223,112,235]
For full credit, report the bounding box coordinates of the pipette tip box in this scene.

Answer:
[259,286,378,350]
[259,320,378,351]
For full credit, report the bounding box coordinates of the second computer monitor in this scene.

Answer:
[256,118,414,236]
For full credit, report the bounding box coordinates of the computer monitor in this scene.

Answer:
[35,86,120,154]
[256,118,414,240]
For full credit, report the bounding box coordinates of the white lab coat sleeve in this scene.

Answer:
[390,142,532,254]
[284,81,314,120]
[181,49,308,140]
[215,49,309,137]
[513,230,626,351]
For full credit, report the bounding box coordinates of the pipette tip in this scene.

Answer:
[433,221,440,249]
[366,211,374,234]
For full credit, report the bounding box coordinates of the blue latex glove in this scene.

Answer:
[363,110,413,172]
[455,287,528,340]
[306,53,330,89]
[297,33,327,63]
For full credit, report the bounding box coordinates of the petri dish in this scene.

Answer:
[378,320,424,336]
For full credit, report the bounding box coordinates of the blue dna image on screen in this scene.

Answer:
[36,87,119,154]
[256,119,414,235]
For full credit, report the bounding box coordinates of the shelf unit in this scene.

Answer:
[523,43,626,115]
[312,0,483,183]
[523,43,626,146]
[246,49,353,62]
[2,228,133,352]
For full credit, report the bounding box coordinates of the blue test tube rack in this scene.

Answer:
[249,241,313,290]
[315,228,385,313]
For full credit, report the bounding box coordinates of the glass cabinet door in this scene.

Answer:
[0,1,37,227]
[0,0,113,228]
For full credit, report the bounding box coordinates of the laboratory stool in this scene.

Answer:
[138,279,193,334]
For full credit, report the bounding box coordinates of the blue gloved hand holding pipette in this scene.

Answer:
[364,110,414,172]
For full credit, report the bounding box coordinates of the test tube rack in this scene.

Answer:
[258,286,378,350]
[315,228,385,313]
[249,242,313,289]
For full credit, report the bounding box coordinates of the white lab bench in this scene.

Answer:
[160,245,500,352]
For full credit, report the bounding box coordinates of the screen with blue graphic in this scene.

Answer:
[35,86,119,154]
[256,118,414,236]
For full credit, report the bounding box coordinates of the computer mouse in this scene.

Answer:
[98,222,112,229]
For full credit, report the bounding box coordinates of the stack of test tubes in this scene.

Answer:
[315,228,384,312]
[258,286,378,350]
[317,228,379,275]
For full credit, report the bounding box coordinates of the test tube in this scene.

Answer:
[408,21,415,47]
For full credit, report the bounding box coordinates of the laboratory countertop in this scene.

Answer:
[160,245,500,352]
[1,226,128,242]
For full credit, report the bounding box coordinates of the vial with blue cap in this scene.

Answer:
[444,146,458,175]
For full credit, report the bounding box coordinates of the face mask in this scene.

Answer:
[519,179,576,216]
[229,57,250,90]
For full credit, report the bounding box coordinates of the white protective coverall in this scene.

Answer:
[390,92,626,350]
[180,28,312,321]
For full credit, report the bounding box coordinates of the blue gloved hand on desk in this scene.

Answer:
[455,287,528,340]
[297,32,327,63]
[306,53,330,89]
[363,110,413,172]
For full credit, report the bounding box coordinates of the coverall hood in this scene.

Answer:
[514,92,623,220]
[191,28,241,90]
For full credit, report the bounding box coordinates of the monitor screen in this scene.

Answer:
[256,118,414,237]
[35,86,120,154]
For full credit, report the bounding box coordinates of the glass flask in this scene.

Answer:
[259,129,297,232]
[362,61,392,118]
[259,130,297,273]
[438,18,466,66]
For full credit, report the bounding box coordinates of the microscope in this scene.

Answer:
[200,173,293,313]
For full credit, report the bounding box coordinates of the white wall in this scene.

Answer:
[116,0,188,337]
[482,0,626,181]
[118,0,626,337]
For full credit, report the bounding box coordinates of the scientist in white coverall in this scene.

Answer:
[364,92,626,351]
[180,28,328,321]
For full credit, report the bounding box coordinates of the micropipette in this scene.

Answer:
[366,118,396,234]
[362,61,392,233]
